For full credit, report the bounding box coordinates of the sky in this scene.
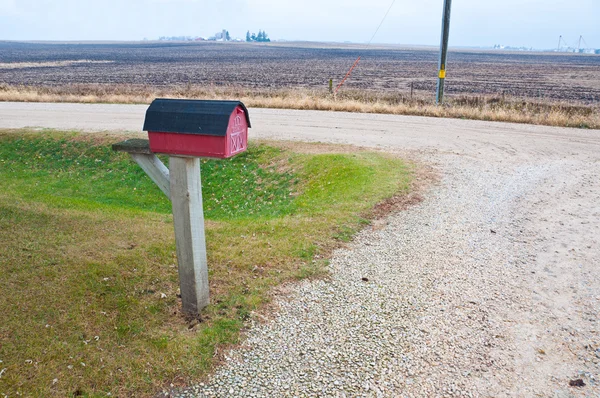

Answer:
[0,0,598,49]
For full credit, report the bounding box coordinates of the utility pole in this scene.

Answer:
[436,0,452,105]
[558,35,562,51]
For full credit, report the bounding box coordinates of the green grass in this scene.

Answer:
[0,133,297,218]
[0,130,413,397]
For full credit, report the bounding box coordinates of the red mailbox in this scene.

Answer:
[143,99,251,158]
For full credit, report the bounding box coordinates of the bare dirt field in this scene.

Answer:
[1,41,599,103]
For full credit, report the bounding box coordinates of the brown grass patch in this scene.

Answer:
[0,84,598,129]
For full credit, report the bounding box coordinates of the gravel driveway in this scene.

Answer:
[181,114,600,397]
[0,103,598,397]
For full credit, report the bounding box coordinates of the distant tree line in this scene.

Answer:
[246,30,270,42]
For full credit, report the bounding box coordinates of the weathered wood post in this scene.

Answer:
[112,99,250,316]
[169,156,209,313]
[436,0,452,105]
[112,139,170,199]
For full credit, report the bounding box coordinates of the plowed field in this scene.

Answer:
[1,41,599,103]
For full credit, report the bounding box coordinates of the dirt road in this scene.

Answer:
[0,102,598,158]
[1,102,599,396]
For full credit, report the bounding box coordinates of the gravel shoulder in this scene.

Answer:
[1,103,598,397]
[186,111,600,397]
[176,153,599,397]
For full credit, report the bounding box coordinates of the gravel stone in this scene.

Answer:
[175,141,600,397]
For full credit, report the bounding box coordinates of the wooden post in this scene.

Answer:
[130,153,170,198]
[113,138,211,316]
[436,0,452,104]
[112,139,170,198]
[169,156,209,315]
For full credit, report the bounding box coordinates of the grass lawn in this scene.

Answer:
[0,130,413,397]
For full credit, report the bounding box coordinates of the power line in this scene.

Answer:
[365,0,397,49]
[335,0,397,94]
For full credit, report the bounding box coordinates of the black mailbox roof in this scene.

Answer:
[143,99,251,136]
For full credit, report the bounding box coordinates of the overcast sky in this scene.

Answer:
[0,0,598,49]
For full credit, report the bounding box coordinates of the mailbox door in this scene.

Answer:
[226,106,248,158]
[148,132,226,158]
